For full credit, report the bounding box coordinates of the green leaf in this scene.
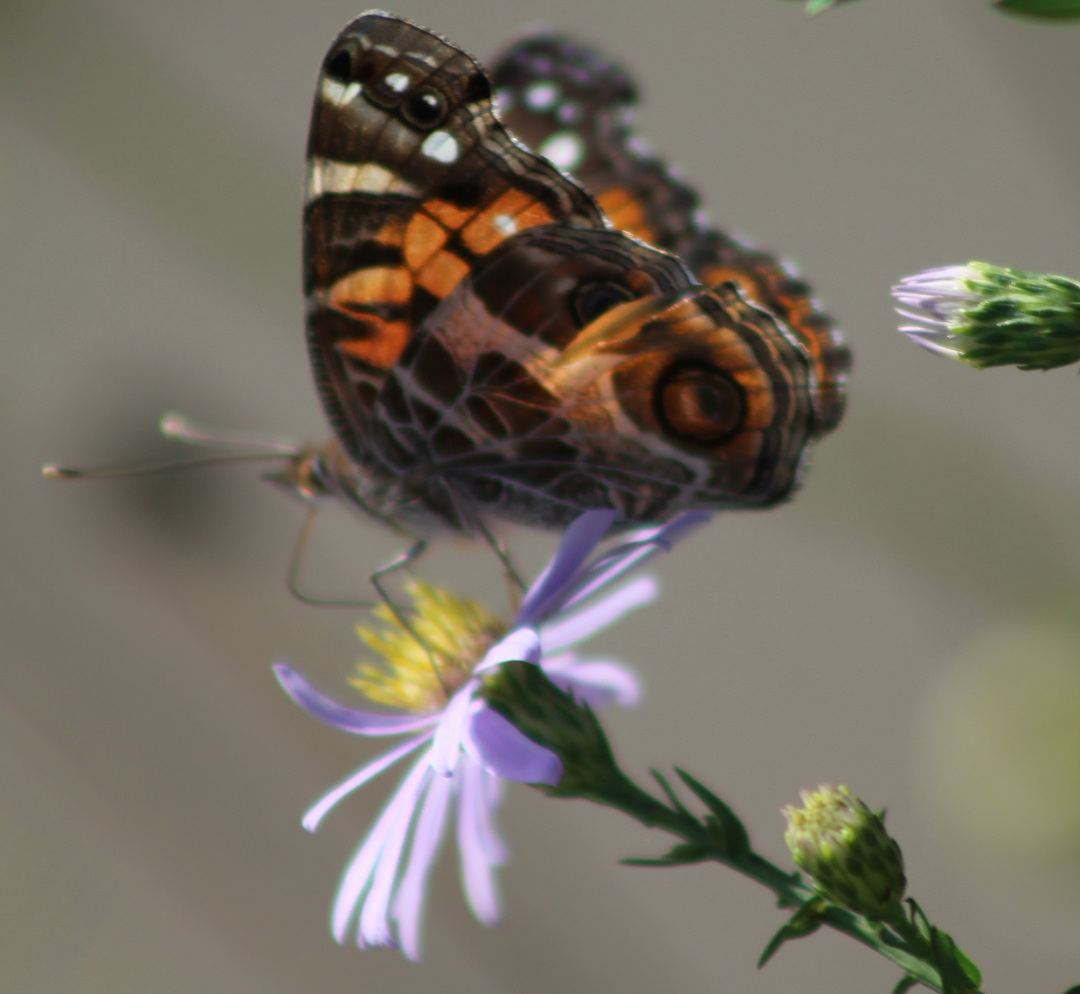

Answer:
[805,0,842,12]
[906,899,934,944]
[674,768,751,859]
[758,899,825,968]
[623,840,712,867]
[951,945,983,988]
[996,0,1080,19]
[889,976,920,994]
[650,768,693,820]
[931,928,982,994]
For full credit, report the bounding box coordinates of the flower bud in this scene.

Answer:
[783,784,905,919]
[893,261,1080,371]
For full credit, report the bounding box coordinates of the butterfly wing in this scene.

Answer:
[490,31,849,434]
[304,13,608,469]
[374,225,816,530]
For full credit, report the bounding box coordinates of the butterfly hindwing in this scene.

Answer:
[375,225,815,528]
[490,30,849,434]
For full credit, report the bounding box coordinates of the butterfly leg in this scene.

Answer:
[369,537,454,690]
[286,505,379,608]
[475,517,527,610]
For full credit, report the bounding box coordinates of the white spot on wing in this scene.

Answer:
[493,214,517,236]
[538,131,585,172]
[306,157,420,199]
[524,81,560,111]
[321,77,362,106]
[384,72,410,93]
[420,130,460,164]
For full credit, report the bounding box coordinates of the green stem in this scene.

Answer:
[483,661,978,993]
[556,770,945,991]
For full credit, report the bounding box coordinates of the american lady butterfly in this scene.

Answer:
[290,12,849,539]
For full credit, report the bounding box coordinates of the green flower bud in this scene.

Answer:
[783,784,906,919]
[893,261,1080,371]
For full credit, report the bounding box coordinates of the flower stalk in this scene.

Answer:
[484,660,983,994]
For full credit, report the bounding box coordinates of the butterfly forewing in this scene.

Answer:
[305,13,606,470]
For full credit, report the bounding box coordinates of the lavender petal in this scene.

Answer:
[331,754,431,944]
[391,770,454,961]
[359,762,429,949]
[542,576,659,652]
[563,511,710,609]
[466,705,563,786]
[429,683,476,777]
[301,731,434,832]
[274,663,438,736]
[552,660,642,708]
[515,509,616,625]
[475,626,541,672]
[456,757,504,925]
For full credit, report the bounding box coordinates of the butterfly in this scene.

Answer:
[291,11,849,542]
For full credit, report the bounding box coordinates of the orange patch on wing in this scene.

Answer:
[702,266,766,308]
[460,189,554,256]
[735,374,776,430]
[374,215,408,247]
[337,318,411,370]
[329,267,412,310]
[423,198,478,231]
[404,213,449,270]
[415,250,471,299]
[596,188,654,244]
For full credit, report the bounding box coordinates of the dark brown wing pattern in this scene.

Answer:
[490,30,850,434]
[375,226,817,529]
[301,12,844,534]
[304,13,605,470]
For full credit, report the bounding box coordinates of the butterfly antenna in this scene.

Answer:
[42,451,299,480]
[43,410,305,481]
[160,411,299,452]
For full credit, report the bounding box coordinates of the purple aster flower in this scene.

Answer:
[274,508,709,959]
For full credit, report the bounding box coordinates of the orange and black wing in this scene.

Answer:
[375,225,817,530]
[490,30,849,435]
[304,13,608,470]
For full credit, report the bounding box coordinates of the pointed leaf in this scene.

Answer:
[758,923,795,969]
[931,927,982,994]
[758,899,824,968]
[675,768,750,859]
[906,899,934,943]
[650,768,693,820]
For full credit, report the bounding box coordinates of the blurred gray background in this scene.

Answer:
[4,0,1080,990]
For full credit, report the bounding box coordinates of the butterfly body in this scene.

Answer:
[302,12,847,536]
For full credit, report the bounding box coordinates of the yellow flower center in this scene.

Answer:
[349,580,508,714]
